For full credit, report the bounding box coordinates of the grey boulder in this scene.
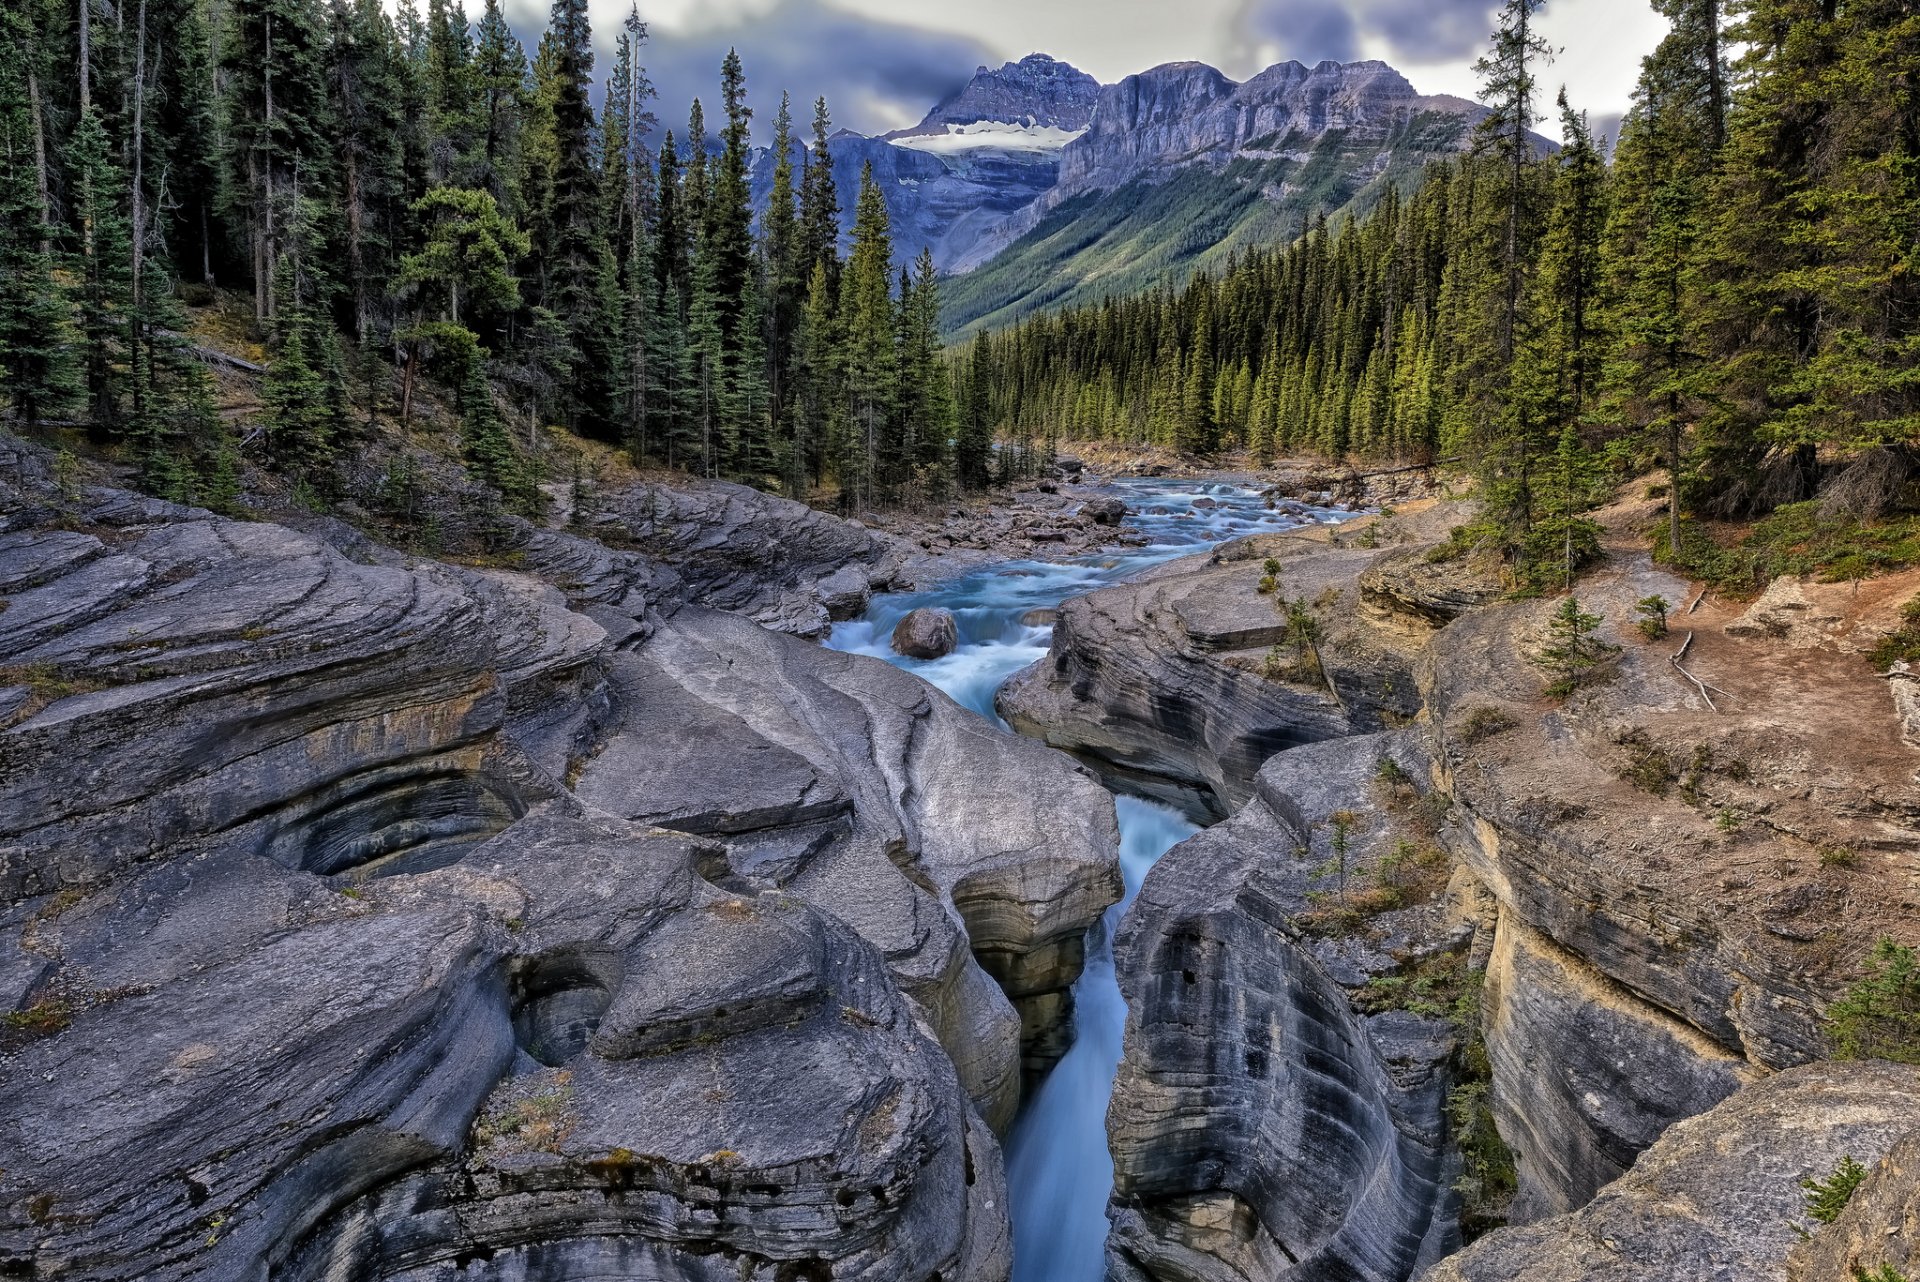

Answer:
[893,607,961,660]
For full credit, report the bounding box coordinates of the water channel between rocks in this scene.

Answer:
[828,477,1349,1281]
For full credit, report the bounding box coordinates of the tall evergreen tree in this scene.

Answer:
[838,163,895,509]
[0,24,80,426]
[220,0,335,322]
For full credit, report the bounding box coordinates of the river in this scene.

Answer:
[827,476,1345,1281]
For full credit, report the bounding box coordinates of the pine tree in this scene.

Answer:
[327,0,412,342]
[838,163,895,508]
[0,31,80,426]
[955,331,993,489]
[399,185,528,328]
[424,0,478,182]
[70,106,135,431]
[531,0,613,432]
[799,97,841,291]
[764,91,802,466]
[602,6,657,456]
[221,0,335,323]
[471,0,526,215]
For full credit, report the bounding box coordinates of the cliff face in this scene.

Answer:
[1106,731,1463,1282]
[1004,490,1920,1281]
[1425,1063,1920,1282]
[996,502,1458,819]
[1054,60,1476,200]
[941,59,1510,327]
[0,435,1119,1279]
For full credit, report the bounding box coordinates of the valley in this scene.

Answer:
[5,0,1920,1279]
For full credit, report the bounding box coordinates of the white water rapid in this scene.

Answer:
[828,477,1345,1279]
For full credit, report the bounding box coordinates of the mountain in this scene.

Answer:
[744,55,1522,334]
[748,55,1099,273]
[940,59,1517,336]
[887,52,1100,151]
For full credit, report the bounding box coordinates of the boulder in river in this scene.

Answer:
[893,607,960,659]
[1081,497,1128,526]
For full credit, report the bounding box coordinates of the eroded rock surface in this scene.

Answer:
[1426,1062,1920,1282]
[998,502,1467,818]
[1107,731,1467,1282]
[0,436,1118,1280]
[1079,483,1920,1282]
[1790,1126,1920,1282]
[565,474,916,638]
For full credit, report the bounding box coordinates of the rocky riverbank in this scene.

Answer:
[0,432,1119,1280]
[1002,488,1920,1280]
[8,432,1916,1282]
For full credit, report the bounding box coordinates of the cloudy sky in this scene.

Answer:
[494,0,1668,144]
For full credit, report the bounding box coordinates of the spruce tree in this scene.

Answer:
[70,106,135,432]
[532,0,613,433]
[838,164,895,508]
[0,25,80,426]
[799,97,841,291]
[471,0,527,216]
[220,0,335,323]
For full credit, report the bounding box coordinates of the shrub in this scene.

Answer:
[1800,1155,1869,1229]
[1657,503,1920,595]
[1617,732,1677,796]
[1637,594,1672,641]
[1820,845,1860,870]
[1869,596,1920,671]
[1458,706,1518,746]
[1827,939,1920,1063]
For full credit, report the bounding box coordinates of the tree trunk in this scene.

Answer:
[1667,411,1682,558]
[76,0,90,112]
[345,152,366,339]
[26,68,51,235]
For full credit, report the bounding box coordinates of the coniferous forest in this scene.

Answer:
[966,0,1920,581]
[0,0,969,517]
[0,0,1916,577]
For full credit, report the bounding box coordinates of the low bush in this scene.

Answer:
[1827,939,1920,1063]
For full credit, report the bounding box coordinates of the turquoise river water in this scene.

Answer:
[827,477,1344,1281]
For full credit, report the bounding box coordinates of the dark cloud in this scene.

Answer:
[1233,0,1499,69]
[640,0,992,138]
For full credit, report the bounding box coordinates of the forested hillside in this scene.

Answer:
[966,0,1920,582]
[0,0,984,517]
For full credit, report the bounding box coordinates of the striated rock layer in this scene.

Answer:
[0,436,1119,1279]
[1425,1062,1920,1282]
[1006,489,1920,1281]
[997,503,1456,819]
[1106,730,1465,1282]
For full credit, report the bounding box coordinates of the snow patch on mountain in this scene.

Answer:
[890,120,1090,157]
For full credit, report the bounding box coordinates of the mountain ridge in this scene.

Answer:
[749,53,1526,332]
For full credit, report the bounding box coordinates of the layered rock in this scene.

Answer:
[1086,483,1920,1282]
[1790,1128,1920,1282]
[0,436,1119,1278]
[1107,730,1469,1282]
[1423,533,1920,1219]
[563,474,915,638]
[568,603,1121,1122]
[998,504,1463,819]
[1425,1062,1920,1282]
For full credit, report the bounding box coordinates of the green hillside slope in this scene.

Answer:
[941,112,1473,339]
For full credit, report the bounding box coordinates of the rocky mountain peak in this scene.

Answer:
[893,52,1100,140]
